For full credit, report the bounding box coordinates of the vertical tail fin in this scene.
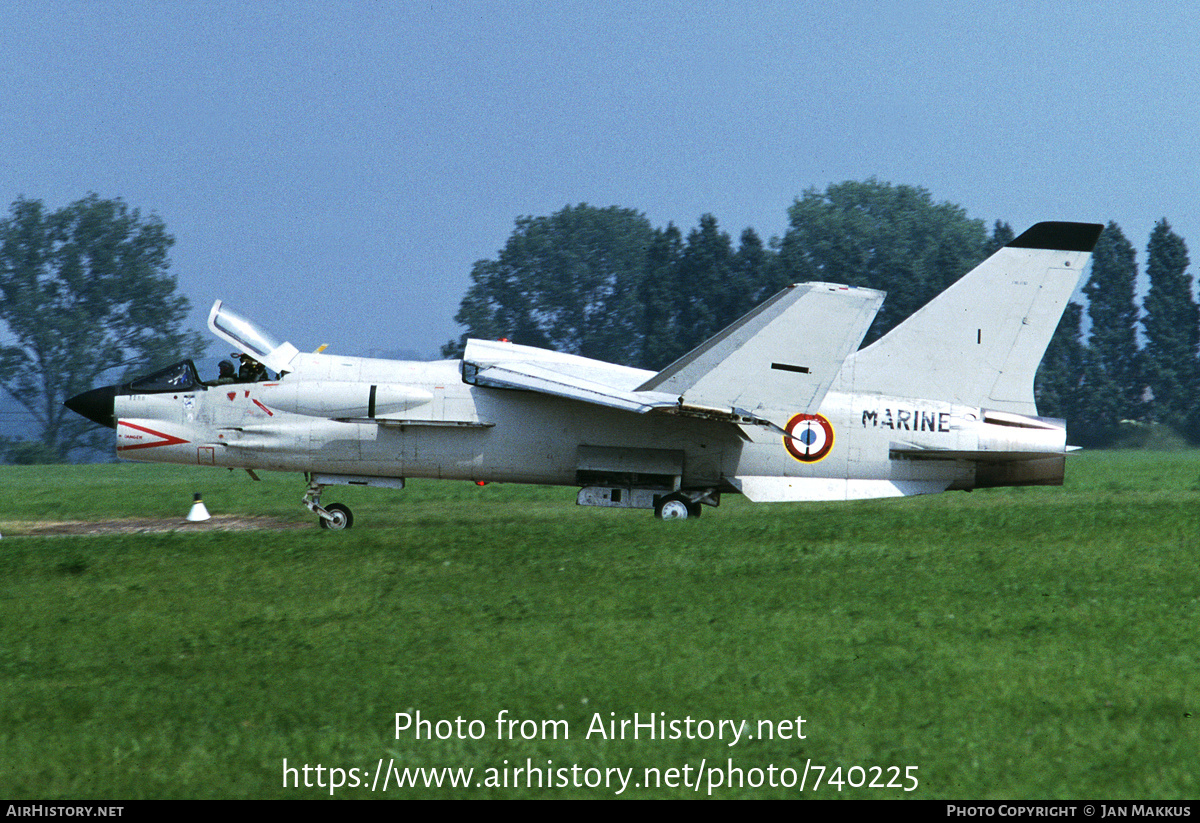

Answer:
[836,222,1103,415]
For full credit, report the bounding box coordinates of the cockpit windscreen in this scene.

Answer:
[127,360,202,393]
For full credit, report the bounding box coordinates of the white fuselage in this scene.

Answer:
[114,352,1066,502]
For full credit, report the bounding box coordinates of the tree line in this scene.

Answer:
[1039,218,1199,446]
[3,183,1196,462]
[446,179,1199,448]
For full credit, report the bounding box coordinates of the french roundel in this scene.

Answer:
[783,413,834,463]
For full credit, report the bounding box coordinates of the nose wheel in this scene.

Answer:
[303,480,354,530]
[318,503,354,530]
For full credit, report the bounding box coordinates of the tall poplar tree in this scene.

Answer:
[1074,222,1142,442]
[1141,219,1198,429]
[986,220,1015,254]
[1034,302,1086,427]
[673,214,737,356]
[636,223,684,369]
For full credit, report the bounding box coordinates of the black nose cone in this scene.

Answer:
[64,384,117,429]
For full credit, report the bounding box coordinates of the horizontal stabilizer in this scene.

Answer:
[730,476,952,502]
[889,447,1061,463]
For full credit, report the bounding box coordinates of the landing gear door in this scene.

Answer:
[207,300,300,374]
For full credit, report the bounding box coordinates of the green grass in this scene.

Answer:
[2,452,1199,798]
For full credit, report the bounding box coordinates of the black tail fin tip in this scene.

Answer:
[1007,222,1104,253]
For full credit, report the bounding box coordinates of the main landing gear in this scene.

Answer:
[577,485,717,519]
[654,492,703,520]
[303,479,354,530]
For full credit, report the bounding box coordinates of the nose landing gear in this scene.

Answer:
[303,479,354,530]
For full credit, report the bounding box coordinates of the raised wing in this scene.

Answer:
[463,282,884,429]
[639,282,883,426]
[462,339,678,413]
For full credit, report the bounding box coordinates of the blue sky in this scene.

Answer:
[3,1,1198,361]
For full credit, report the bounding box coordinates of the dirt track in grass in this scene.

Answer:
[3,515,307,536]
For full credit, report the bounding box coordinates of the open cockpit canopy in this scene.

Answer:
[207,300,300,374]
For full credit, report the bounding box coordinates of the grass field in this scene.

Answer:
[2,452,1199,799]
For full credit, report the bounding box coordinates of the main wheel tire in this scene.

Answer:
[655,495,690,520]
[319,502,354,530]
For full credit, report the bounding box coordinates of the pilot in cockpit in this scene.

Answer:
[211,359,236,385]
[235,352,268,383]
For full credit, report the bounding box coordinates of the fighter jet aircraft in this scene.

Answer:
[65,221,1103,529]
